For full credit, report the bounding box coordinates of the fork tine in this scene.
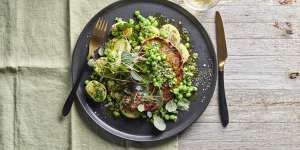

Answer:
[99,18,105,31]
[96,18,101,29]
[103,21,108,32]
[93,18,101,33]
[96,18,101,30]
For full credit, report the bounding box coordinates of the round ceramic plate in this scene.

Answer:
[71,0,217,143]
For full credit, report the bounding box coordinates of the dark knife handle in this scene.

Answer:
[218,70,229,127]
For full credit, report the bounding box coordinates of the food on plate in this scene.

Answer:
[85,11,198,131]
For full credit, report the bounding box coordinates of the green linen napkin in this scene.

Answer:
[1,0,70,149]
[0,0,178,149]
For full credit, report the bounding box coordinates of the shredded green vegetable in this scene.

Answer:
[85,11,198,131]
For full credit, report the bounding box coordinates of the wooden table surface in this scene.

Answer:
[171,0,300,149]
[0,0,299,150]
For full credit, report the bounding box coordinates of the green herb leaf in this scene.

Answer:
[165,100,177,112]
[130,70,143,81]
[153,115,166,131]
[177,100,190,111]
[121,51,134,65]
[137,104,145,112]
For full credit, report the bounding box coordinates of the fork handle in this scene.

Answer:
[62,63,86,116]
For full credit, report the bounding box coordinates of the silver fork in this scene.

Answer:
[62,18,108,116]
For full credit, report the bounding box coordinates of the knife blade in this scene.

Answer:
[215,11,229,127]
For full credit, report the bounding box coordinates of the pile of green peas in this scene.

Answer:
[172,82,197,100]
[172,60,198,101]
[143,43,176,88]
[134,11,159,42]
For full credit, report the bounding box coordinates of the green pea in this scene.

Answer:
[164,114,170,120]
[129,19,134,25]
[150,55,156,60]
[193,86,198,91]
[113,111,120,117]
[170,115,177,121]
[185,43,191,49]
[156,56,161,61]
[182,85,188,92]
[154,82,160,87]
[186,36,190,42]
[160,31,168,39]
[173,88,179,94]
[192,53,198,58]
[134,10,141,16]
[188,86,194,92]
[186,92,192,97]
[148,16,154,21]
[135,24,140,30]
[178,94,183,99]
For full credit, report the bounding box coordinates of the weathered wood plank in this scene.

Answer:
[218,0,300,6]
[224,73,300,90]
[208,89,300,106]
[195,89,300,123]
[217,55,300,90]
[179,123,300,150]
[225,55,300,73]
[173,0,300,6]
[180,139,300,150]
[197,105,300,123]
[200,22,300,39]
[198,5,300,23]
[225,39,300,56]
[225,56,299,73]
[174,0,300,23]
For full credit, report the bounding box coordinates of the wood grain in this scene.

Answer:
[198,5,300,23]
[179,123,300,150]
[201,22,300,39]
[176,0,300,149]
[225,39,300,56]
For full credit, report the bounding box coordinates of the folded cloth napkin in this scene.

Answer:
[0,0,177,149]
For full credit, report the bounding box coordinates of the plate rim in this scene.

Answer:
[71,0,217,142]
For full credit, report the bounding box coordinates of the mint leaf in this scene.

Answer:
[130,70,143,82]
[121,51,134,65]
[165,100,177,112]
[177,100,190,111]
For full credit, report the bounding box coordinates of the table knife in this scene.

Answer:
[215,11,229,127]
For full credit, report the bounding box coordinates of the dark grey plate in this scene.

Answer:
[71,0,217,143]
